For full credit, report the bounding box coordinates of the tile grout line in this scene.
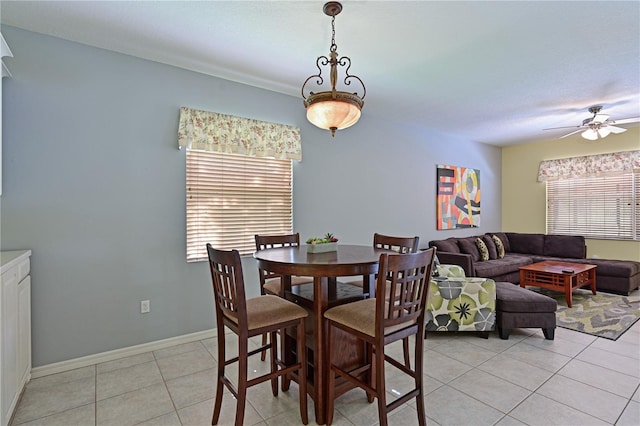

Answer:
[504,334,635,425]
[10,321,638,426]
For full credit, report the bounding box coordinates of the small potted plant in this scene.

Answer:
[306,233,339,253]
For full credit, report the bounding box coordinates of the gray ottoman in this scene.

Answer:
[495,281,557,340]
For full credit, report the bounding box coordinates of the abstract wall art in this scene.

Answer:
[436,164,481,230]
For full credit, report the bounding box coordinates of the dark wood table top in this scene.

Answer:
[254,244,385,277]
[519,260,596,275]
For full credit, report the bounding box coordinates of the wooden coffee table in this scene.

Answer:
[519,260,596,308]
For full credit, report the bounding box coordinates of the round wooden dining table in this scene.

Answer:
[254,244,387,425]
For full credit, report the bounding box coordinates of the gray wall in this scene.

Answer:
[1,26,501,367]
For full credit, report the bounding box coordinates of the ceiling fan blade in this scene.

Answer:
[559,129,584,138]
[592,113,610,123]
[543,125,583,131]
[611,117,640,125]
[607,125,627,134]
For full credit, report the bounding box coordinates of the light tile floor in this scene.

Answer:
[10,296,640,426]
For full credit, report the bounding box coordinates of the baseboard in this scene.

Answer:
[31,328,217,379]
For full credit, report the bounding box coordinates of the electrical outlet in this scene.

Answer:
[140,300,150,314]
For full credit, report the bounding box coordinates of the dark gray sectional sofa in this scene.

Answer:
[428,232,640,295]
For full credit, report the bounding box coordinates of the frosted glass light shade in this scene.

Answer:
[305,90,364,136]
[581,129,598,140]
[306,100,361,130]
[597,127,611,138]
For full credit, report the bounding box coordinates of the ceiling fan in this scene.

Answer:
[544,105,640,140]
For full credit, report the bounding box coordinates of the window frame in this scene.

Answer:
[546,171,639,241]
[185,149,294,262]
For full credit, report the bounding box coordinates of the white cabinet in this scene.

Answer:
[0,250,31,426]
[17,275,31,389]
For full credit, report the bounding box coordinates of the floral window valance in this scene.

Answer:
[177,107,302,161]
[537,150,640,182]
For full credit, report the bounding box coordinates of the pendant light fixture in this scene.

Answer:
[302,2,366,137]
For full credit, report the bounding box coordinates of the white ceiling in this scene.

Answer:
[2,0,639,146]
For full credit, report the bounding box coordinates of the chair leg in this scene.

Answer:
[297,320,309,425]
[270,331,278,396]
[402,337,411,369]
[235,338,249,426]
[375,342,388,426]
[543,327,555,340]
[212,330,225,425]
[281,330,291,392]
[415,329,427,426]
[281,326,291,392]
[326,322,336,425]
[366,342,375,403]
[261,332,268,361]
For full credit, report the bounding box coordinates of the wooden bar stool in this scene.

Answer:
[324,248,436,426]
[255,233,313,297]
[347,233,420,367]
[254,233,312,361]
[207,244,309,426]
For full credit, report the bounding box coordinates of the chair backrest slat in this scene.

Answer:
[376,248,436,332]
[207,244,247,326]
[373,233,419,254]
[255,233,302,284]
[255,233,301,250]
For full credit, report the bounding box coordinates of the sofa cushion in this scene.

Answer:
[430,238,460,253]
[474,254,534,278]
[543,235,585,259]
[589,259,640,277]
[495,282,557,313]
[475,238,490,261]
[491,235,505,258]
[492,232,511,252]
[506,233,545,255]
[458,237,481,261]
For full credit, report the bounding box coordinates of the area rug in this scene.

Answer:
[535,288,640,340]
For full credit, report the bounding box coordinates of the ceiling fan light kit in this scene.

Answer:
[302,2,366,137]
[581,128,601,141]
[544,105,639,141]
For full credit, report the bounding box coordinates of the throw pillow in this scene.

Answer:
[493,233,510,252]
[482,234,498,259]
[492,235,505,258]
[475,238,489,261]
[457,238,481,261]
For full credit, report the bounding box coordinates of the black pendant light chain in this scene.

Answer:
[330,15,338,53]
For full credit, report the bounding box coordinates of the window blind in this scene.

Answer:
[635,171,640,240]
[546,171,638,241]
[186,149,293,261]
